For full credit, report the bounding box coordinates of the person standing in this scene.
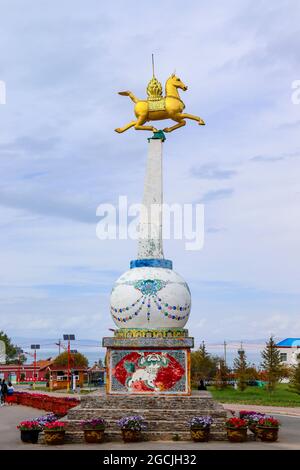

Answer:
[0,379,3,406]
[7,382,14,405]
[1,379,8,405]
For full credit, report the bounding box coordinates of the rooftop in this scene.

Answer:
[276,338,300,347]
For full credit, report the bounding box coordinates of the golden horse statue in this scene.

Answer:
[115,73,205,134]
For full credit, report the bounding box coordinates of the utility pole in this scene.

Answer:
[17,348,23,384]
[224,340,227,366]
[67,340,70,392]
[30,344,40,389]
[63,334,75,392]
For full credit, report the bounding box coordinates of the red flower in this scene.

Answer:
[17,420,41,431]
[258,416,280,428]
[226,417,247,429]
[44,421,66,430]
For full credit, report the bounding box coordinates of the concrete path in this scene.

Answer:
[0,405,300,450]
[223,403,300,417]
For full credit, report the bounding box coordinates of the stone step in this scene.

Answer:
[67,408,226,420]
[80,395,217,410]
[41,429,227,443]
[63,392,227,442]
[65,418,226,433]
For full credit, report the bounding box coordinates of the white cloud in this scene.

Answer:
[0,0,299,343]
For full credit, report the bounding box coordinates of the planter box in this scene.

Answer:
[226,427,248,443]
[190,428,210,442]
[44,430,65,445]
[83,429,105,443]
[20,430,40,444]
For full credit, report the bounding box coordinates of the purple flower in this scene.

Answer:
[33,413,58,428]
[188,416,213,429]
[117,415,147,431]
[243,413,266,423]
[81,418,107,429]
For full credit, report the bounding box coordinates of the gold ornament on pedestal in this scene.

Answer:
[115,55,205,134]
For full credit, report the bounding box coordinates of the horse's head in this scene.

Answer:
[167,74,188,91]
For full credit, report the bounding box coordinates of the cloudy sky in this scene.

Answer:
[0,0,299,347]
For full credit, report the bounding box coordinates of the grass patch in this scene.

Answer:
[30,386,50,392]
[210,384,300,407]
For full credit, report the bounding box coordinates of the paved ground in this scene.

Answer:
[0,405,299,450]
[223,403,300,417]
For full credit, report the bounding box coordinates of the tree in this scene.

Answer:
[233,348,249,391]
[247,365,259,382]
[53,351,88,368]
[289,354,300,395]
[191,341,219,385]
[214,358,230,390]
[260,336,282,392]
[0,330,26,364]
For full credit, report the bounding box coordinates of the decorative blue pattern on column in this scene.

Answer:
[130,259,173,269]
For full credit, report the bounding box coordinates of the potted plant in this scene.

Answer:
[225,417,248,442]
[81,418,107,443]
[44,421,66,445]
[244,413,265,434]
[256,416,280,442]
[35,413,58,428]
[17,420,42,444]
[117,415,147,443]
[239,410,254,419]
[188,416,213,442]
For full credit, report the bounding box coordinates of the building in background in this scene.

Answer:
[276,338,300,366]
[87,362,105,386]
[0,359,52,383]
[46,364,87,390]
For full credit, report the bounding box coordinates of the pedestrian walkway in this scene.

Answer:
[223,403,300,417]
[1,404,300,449]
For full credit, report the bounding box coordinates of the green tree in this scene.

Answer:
[214,358,230,390]
[260,336,282,392]
[53,351,88,368]
[233,348,249,391]
[289,354,300,394]
[0,330,26,364]
[191,341,219,385]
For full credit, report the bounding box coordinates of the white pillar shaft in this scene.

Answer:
[137,139,164,259]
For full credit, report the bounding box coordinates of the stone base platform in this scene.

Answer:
[103,333,194,395]
[61,390,227,442]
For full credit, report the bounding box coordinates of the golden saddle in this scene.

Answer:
[147,76,166,111]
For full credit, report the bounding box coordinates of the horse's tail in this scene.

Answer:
[118,91,138,103]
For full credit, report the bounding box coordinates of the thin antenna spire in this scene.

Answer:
[152,53,155,77]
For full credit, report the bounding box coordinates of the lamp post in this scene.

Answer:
[16,348,23,384]
[30,344,40,389]
[63,335,75,392]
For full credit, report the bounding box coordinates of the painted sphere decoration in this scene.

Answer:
[110,267,191,329]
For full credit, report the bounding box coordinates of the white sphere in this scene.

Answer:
[110,267,191,329]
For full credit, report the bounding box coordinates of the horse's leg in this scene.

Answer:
[163,119,186,133]
[115,121,136,133]
[179,113,205,125]
[135,116,158,132]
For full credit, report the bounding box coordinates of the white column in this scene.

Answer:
[137,138,164,259]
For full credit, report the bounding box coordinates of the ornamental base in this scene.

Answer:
[63,391,227,442]
[102,330,194,395]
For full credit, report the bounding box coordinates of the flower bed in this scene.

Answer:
[13,392,79,416]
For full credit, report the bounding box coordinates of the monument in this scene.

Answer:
[64,62,227,441]
[104,61,205,395]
